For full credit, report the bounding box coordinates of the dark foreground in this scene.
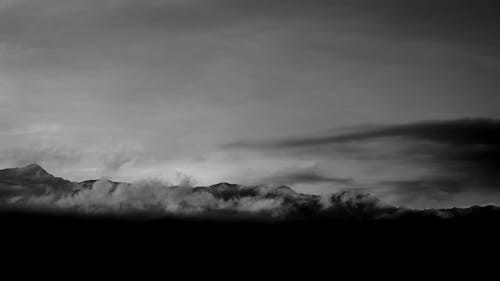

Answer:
[1,210,499,270]
[2,163,499,267]
[1,213,498,280]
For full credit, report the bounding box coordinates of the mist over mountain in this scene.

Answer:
[1,0,500,269]
[1,164,498,223]
[2,165,500,271]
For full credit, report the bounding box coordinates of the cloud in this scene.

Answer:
[0,0,26,11]
[0,145,82,168]
[226,118,500,149]
[1,174,395,220]
[175,171,198,187]
[0,141,146,181]
[1,123,61,136]
[97,143,143,177]
[225,118,500,206]
[16,180,290,218]
[255,166,354,186]
[2,163,500,221]
[2,0,499,60]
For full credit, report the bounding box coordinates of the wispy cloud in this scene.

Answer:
[98,143,143,178]
[1,123,61,136]
[255,166,354,186]
[225,118,500,149]
[225,118,500,207]
[0,140,147,182]
[0,144,82,168]
[7,178,394,220]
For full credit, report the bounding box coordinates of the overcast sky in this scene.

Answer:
[1,0,499,208]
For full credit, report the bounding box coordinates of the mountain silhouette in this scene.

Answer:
[0,164,53,180]
[0,164,74,197]
[0,164,499,223]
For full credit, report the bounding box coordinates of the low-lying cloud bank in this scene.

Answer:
[1,164,500,222]
[0,163,401,220]
[3,178,396,220]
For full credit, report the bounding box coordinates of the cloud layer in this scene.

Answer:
[226,118,500,208]
[3,175,393,220]
[1,1,499,210]
[2,162,500,222]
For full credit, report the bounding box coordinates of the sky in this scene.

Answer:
[0,0,499,208]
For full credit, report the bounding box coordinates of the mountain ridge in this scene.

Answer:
[0,164,499,222]
[0,164,75,197]
[0,163,53,180]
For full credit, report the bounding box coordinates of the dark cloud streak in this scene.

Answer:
[226,118,500,149]
[255,166,354,186]
[226,118,500,206]
[1,0,499,208]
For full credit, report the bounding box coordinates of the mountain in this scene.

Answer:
[0,164,75,198]
[195,182,306,200]
[0,164,499,223]
[0,164,386,219]
[0,163,53,181]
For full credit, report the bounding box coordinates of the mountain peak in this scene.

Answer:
[0,163,54,181]
[210,182,238,188]
[18,163,50,175]
[24,163,44,170]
